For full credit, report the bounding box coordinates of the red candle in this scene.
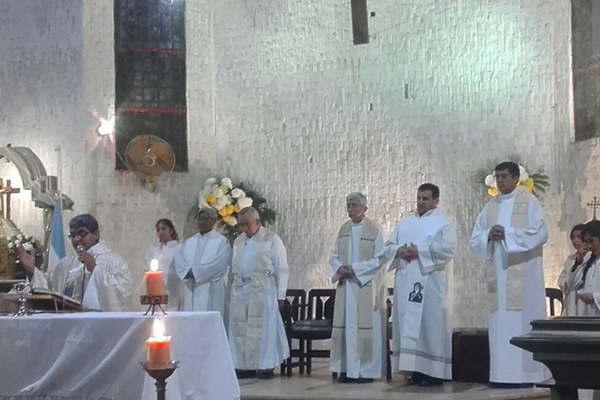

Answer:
[145,319,171,366]
[145,259,165,296]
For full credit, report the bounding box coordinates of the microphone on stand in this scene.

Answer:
[76,245,86,302]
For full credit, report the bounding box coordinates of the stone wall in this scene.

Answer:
[0,0,596,326]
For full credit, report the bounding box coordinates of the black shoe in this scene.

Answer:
[235,369,257,379]
[489,382,534,389]
[257,369,275,379]
[418,376,444,387]
[338,376,374,384]
[406,372,424,386]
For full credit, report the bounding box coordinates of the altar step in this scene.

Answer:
[240,363,550,400]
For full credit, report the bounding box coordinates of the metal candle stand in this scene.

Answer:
[141,361,179,400]
[140,295,169,316]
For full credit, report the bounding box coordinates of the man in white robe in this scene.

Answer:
[330,192,386,383]
[174,207,231,318]
[228,207,289,379]
[21,214,132,311]
[470,161,551,386]
[385,183,456,386]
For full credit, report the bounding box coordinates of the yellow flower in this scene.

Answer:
[218,204,235,217]
[223,215,238,226]
[233,204,241,213]
[487,187,499,197]
[520,178,535,193]
[204,193,217,205]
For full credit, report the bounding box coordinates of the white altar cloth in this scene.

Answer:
[0,311,240,400]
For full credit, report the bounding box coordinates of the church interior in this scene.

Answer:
[1,0,599,399]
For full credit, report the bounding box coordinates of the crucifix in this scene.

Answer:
[0,178,20,221]
[587,196,600,220]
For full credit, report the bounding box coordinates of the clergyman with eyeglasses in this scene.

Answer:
[18,214,132,311]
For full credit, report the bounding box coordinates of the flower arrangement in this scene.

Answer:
[482,161,549,198]
[197,177,276,242]
[5,233,38,257]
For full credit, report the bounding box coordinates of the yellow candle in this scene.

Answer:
[145,318,171,366]
[145,259,165,297]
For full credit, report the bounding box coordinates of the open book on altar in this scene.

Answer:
[2,288,82,312]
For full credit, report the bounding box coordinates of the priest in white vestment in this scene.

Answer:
[330,192,386,383]
[174,207,231,318]
[557,224,590,316]
[22,251,78,296]
[384,183,456,386]
[24,214,132,311]
[470,162,551,386]
[145,218,181,311]
[228,207,289,379]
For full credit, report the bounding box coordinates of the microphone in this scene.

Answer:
[76,245,86,302]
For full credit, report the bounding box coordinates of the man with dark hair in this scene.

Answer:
[19,213,132,311]
[384,183,456,386]
[470,161,550,386]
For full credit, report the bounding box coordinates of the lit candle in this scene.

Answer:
[145,318,171,366]
[145,259,165,297]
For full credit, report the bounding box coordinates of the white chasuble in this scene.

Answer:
[470,187,550,384]
[174,230,231,318]
[31,255,80,295]
[228,227,289,370]
[64,241,133,311]
[145,240,181,311]
[385,208,456,380]
[329,217,387,379]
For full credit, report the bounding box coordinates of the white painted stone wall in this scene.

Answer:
[0,0,596,326]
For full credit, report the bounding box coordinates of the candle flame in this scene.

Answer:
[150,259,159,272]
[152,318,165,338]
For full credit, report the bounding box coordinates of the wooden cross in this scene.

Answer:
[0,178,20,221]
[587,196,600,220]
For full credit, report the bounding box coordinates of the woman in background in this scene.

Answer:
[144,218,181,310]
[557,224,589,316]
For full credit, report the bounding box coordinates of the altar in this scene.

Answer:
[0,311,240,400]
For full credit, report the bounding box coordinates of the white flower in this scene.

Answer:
[484,174,496,188]
[7,242,14,249]
[221,177,233,189]
[23,242,34,252]
[237,197,253,210]
[231,188,245,199]
[205,177,217,186]
[199,196,210,208]
[224,216,238,226]
[518,165,529,182]
[14,240,21,247]
[213,188,225,199]
[16,234,23,241]
[214,197,229,210]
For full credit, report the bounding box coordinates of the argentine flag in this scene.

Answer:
[47,200,66,273]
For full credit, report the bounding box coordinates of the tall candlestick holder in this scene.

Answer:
[141,361,178,400]
[140,295,169,316]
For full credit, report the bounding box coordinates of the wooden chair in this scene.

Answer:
[546,287,563,317]
[386,287,394,382]
[287,288,336,375]
[280,289,307,376]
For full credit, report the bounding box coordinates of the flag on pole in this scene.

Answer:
[47,200,66,272]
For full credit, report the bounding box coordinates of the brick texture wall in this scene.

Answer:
[0,0,595,326]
